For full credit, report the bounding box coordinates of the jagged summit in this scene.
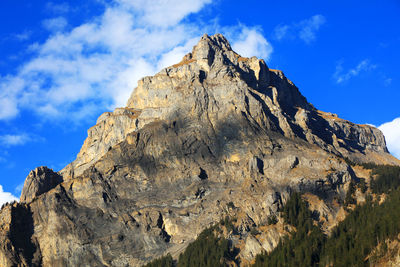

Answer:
[1,34,399,267]
[175,33,244,71]
[192,33,235,61]
[61,33,396,180]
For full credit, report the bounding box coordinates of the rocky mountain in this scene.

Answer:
[0,34,399,267]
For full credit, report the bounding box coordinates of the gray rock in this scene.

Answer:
[20,166,63,203]
[1,34,399,267]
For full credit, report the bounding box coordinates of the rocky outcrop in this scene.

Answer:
[20,166,63,203]
[0,34,399,266]
[60,108,141,180]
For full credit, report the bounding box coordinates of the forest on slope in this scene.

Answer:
[145,163,400,267]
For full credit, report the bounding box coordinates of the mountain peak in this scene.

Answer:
[173,33,239,70]
[192,33,234,59]
[2,33,399,267]
[59,33,397,181]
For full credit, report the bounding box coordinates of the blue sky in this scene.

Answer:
[1,0,400,204]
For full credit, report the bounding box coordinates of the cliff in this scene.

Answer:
[1,34,398,266]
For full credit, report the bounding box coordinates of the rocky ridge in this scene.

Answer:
[1,34,399,266]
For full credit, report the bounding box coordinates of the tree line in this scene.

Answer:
[144,164,400,266]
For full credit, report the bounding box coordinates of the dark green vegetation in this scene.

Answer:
[343,157,378,170]
[143,225,234,267]
[178,226,235,267]
[370,165,400,194]
[253,192,325,267]
[143,254,173,267]
[143,164,400,267]
[345,180,357,205]
[254,164,400,267]
[321,186,400,266]
[344,158,400,193]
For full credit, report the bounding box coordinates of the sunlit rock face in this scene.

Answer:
[20,166,63,203]
[1,34,398,267]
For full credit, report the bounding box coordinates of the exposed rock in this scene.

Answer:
[20,166,63,203]
[1,33,399,266]
[0,203,39,267]
[61,108,141,180]
[242,235,263,261]
[63,34,397,181]
[369,236,400,267]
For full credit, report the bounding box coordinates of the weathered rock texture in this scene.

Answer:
[1,34,399,266]
[20,167,63,203]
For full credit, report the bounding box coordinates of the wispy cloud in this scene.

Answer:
[0,133,44,147]
[379,117,400,159]
[42,17,68,32]
[274,25,290,41]
[0,134,31,146]
[0,30,32,45]
[0,185,18,206]
[334,59,376,83]
[0,0,272,123]
[273,14,326,44]
[15,183,24,195]
[298,15,326,43]
[45,2,70,14]
[13,30,32,41]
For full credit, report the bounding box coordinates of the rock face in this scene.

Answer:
[0,34,399,266]
[61,34,395,181]
[20,167,63,203]
[61,108,141,179]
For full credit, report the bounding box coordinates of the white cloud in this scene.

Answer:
[231,26,273,61]
[0,133,44,147]
[0,134,31,146]
[0,0,272,123]
[0,1,209,121]
[0,95,19,120]
[0,185,18,206]
[273,14,326,44]
[379,117,400,159]
[334,59,376,83]
[116,0,212,27]
[42,17,68,32]
[298,15,326,43]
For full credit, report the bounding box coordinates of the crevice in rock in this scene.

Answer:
[199,70,206,83]
[198,168,208,180]
[256,157,264,175]
[156,213,171,243]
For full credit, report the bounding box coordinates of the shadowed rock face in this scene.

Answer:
[1,34,398,267]
[20,167,63,203]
